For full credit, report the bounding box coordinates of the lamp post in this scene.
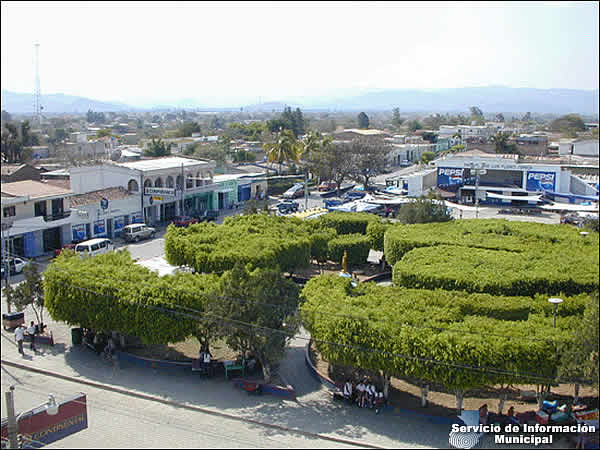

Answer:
[548,297,563,328]
[5,385,59,449]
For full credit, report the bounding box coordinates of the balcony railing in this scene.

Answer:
[43,211,71,222]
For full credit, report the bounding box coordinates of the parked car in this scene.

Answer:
[1,257,27,278]
[171,216,199,227]
[75,238,115,257]
[318,180,337,192]
[343,190,366,200]
[283,184,306,199]
[198,210,218,222]
[54,243,76,257]
[275,200,299,214]
[122,224,156,243]
[560,214,584,227]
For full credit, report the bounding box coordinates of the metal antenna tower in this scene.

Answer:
[34,43,41,125]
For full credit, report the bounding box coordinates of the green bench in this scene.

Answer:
[224,359,245,380]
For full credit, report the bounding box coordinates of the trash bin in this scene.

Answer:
[71,327,83,346]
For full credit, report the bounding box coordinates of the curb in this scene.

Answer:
[1,358,385,449]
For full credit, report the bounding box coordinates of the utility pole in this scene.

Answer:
[33,43,42,127]
[2,221,13,312]
[6,386,18,449]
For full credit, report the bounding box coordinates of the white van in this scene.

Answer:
[74,238,114,257]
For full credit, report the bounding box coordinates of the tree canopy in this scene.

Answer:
[357,112,370,129]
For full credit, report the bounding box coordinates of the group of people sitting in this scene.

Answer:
[82,329,117,358]
[342,378,386,412]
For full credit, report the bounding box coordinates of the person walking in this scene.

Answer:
[15,324,25,355]
[27,321,37,351]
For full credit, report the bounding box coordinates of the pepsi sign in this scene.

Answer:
[437,168,464,187]
[526,171,556,192]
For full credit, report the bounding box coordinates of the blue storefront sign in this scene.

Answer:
[72,224,87,242]
[113,216,125,236]
[526,171,556,192]
[93,219,106,236]
[437,167,465,187]
[132,212,143,224]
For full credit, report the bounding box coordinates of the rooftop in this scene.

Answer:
[0,180,73,199]
[70,187,136,207]
[115,156,211,172]
[338,129,388,136]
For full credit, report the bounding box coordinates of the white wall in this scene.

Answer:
[70,165,136,194]
[573,140,599,156]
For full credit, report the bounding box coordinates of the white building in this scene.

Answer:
[1,181,73,257]
[387,143,437,167]
[70,157,216,225]
[559,139,599,157]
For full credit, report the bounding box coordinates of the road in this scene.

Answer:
[1,365,361,449]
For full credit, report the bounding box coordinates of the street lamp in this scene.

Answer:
[548,297,563,328]
[5,386,59,449]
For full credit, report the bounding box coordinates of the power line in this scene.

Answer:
[33,268,594,385]
[5,250,589,347]
[5,251,595,384]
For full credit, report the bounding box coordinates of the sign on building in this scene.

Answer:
[93,219,106,236]
[526,171,556,192]
[144,187,175,196]
[72,224,87,242]
[1,394,88,448]
[437,167,465,187]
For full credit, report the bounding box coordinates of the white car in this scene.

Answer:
[3,257,27,275]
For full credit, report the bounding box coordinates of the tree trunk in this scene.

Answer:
[455,390,464,416]
[382,373,391,399]
[421,385,429,407]
[574,384,580,404]
[498,390,507,415]
[256,352,271,384]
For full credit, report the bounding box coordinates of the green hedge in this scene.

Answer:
[366,220,390,252]
[393,244,598,297]
[327,234,372,266]
[301,275,584,391]
[384,220,599,297]
[315,212,377,235]
[165,215,314,273]
[44,250,219,345]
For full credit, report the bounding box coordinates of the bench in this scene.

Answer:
[224,359,245,380]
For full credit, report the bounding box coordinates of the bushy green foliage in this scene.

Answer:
[366,220,390,251]
[44,250,220,345]
[165,214,323,273]
[301,275,584,391]
[315,212,377,235]
[327,234,372,266]
[384,220,598,297]
[394,244,598,297]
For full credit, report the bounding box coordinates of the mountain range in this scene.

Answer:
[2,87,598,115]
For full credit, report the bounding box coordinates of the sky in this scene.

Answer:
[1,1,598,107]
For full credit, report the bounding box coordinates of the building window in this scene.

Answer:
[34,201,47,217]
[154,177,163,188]
[3,206,16,218]
[127,179,139,192]
[166,176,174,188]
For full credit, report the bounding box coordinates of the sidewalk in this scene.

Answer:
[1,300,452,449]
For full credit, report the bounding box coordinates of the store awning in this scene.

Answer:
[486,192,543,202]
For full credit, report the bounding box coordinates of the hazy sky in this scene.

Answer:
[1,1,598,107]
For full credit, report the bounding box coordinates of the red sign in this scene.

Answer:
[1,394,88,448]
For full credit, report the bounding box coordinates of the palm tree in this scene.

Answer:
[264,129,300,174]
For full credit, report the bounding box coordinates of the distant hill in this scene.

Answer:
[1,90,132,114]
[308,87,599,114]
[2,86,597,115]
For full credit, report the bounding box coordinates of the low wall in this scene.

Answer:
[304,339,341,391]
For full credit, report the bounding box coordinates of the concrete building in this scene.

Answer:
[69,187,140,242]
[1,180,73,257]
[432,150,597,205]
[559,139,599,157]
[387,143,437,167]
[70,156,216,225]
